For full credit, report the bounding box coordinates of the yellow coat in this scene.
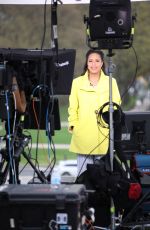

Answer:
[68,71,121,155]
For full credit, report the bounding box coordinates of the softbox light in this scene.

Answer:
[89,0,132,49]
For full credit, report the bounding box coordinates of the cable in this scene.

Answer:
[121,46,139,101]
[19,133,32,174]
[5,91,16,184]
[12,92,17,134]
[97,102,123,129]
[40,0,47,51]
[76,135,108,179]
[30,85,57,180]
[44,97,57,177]
[46,101,52,159]
[77,102,124,179]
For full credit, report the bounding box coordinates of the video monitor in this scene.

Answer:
[0,48,76,95]
[121,111,150,155]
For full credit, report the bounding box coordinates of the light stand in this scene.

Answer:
[51,0,59,51]
[107,49,115,172]
[107,49,116,230]
[84,0,134,228]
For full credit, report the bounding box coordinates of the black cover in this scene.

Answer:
[0,48,76,95]
[121,111,150,156]
[24,96,61,132]
[0,184,87,230]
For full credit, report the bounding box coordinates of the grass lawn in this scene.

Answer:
[21,148,77,166]
[0,104,76,166]
[20,125,75,165]
[24,127,71,144]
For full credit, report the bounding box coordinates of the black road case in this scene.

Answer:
[0,184,87,230]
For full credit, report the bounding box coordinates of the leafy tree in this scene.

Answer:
[0,2,149,110]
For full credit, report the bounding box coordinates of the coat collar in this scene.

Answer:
[79,70,107,91]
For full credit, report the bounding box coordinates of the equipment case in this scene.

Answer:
[0,184,87,230]
[134,154,150,175]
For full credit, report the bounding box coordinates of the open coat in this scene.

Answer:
[68,70,121,155]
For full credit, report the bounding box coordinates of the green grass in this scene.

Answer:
[24,127,71,144]
[0,123,75,165]
[21,149,77,166]
[20,126,74,165]
[0,104,75,166]
[59,103,68,121]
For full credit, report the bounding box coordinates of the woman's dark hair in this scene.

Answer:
[81,49,106,75]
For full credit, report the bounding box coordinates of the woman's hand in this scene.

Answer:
[68,126,74,133]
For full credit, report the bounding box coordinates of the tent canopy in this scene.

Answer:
[0,0,149,4]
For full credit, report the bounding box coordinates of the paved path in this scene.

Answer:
[30,121,70,149]
[31,143,69,149]
[19,165,48,184]
[18,165,75,184]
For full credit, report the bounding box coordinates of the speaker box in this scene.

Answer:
[0,184,87,230]
[89,0,132,49]
[89,0,131,40]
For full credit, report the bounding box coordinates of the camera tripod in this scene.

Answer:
[0,95,49,185]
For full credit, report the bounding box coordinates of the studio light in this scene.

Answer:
[87,0,133,49]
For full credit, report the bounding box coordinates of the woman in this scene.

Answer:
[68,49,121,176]
[68,49,122,227]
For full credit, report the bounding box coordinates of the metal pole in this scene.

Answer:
[107,49,116,230]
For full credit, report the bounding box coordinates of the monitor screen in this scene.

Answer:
[0,48,76,95]
[121,111,150,155]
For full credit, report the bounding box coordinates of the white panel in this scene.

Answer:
[0,0,149,5]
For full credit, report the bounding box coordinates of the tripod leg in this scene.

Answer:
[0,160,9,185]
[8,157,20,184]
[22,151,48,183]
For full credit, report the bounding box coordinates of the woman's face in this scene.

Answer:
[87,53,103,75]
